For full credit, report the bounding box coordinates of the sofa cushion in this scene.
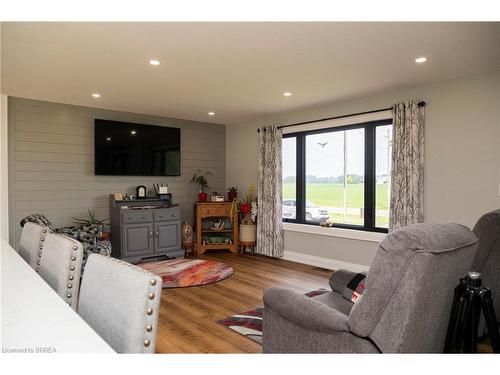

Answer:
[263,287,350,334]
[313,290,355,316]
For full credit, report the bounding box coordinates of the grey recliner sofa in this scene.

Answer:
[262,223,479,353]
[471,209,500,336]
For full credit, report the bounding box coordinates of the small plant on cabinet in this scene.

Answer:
[191,169,213,202]
[227,186,238,202]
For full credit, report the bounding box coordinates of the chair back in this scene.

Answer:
[38,233,84,310]
[348,223,478,353]
[78,254,162,353]
[18,222,49,270]
[471,209,500,334]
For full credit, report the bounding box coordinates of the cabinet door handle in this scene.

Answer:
[148,231,153,238]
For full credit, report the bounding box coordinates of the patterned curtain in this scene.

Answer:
[389,101,425,231]
[256,125,283,258]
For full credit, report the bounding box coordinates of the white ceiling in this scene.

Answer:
[2,22,500,124]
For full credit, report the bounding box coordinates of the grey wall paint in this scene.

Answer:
[227,70,500,267]
[285,231,379,266]
[1,23,9,242]
[8,97,226,246]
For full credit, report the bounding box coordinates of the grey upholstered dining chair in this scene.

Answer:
[262,223,479,353]
[78,254,162,353]
[471,209,500,336]
[18,221,50,270]
[38,233,84,310]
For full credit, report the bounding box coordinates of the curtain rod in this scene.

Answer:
[257,101,426,133]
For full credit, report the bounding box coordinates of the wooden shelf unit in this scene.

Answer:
[195,202,238,255]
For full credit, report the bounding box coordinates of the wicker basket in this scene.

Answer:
[239,224,256,242]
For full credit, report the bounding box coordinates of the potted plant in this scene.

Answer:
[231,186,258,243]
[72,209,108,238]
[227,186,238,202]
[191,169,213,202]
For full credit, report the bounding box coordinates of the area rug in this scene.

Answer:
[137,258,234,288]
[217,289,328,344]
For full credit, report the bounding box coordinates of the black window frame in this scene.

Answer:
[282,118,392,233]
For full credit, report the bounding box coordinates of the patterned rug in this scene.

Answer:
[137,258,234,288]
[217,289,328,344]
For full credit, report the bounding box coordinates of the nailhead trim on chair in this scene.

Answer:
[65,242,81,307]
[144,277,158,350]
[36,228,49,273]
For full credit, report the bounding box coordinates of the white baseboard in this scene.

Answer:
[282,250,370,273]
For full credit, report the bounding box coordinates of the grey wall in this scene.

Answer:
[227,70,500,267]
[8,97,226,245]
[1,23,9,242]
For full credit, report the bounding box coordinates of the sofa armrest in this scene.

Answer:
[263,287,349,333]
[329,269,366,293]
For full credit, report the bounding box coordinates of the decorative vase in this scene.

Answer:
[198,191,208,202]
[227,191,237,202]
[239,224,256,243]
[181,222,193,243]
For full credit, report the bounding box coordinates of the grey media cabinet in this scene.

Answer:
[109,195,183,263]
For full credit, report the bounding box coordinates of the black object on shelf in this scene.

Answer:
[136,185,147,199]
[444,271,500,353]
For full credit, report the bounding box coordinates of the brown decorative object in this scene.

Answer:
[182,242,196,257]
[194,202,238,255]
[227,187,238,202]
[238,241,256,255]
[99,231,111,241]
[181,222,193,243]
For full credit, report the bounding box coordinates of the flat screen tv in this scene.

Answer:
[95,119,181,176]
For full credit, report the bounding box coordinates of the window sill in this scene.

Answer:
[282,222,387,243]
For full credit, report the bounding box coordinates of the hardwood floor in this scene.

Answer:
[155,251,331,353]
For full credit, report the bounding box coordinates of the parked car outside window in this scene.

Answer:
[282,199,329,223]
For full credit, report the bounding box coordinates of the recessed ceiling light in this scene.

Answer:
[415,57,428,64]
[208,112,215,116]
[92,93,101,98]
[283,92,292,97]
[149,59,160,66]
[106,137,111,141]
[130,130,137,135]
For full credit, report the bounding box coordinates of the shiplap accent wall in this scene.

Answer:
[8,97,226,246]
